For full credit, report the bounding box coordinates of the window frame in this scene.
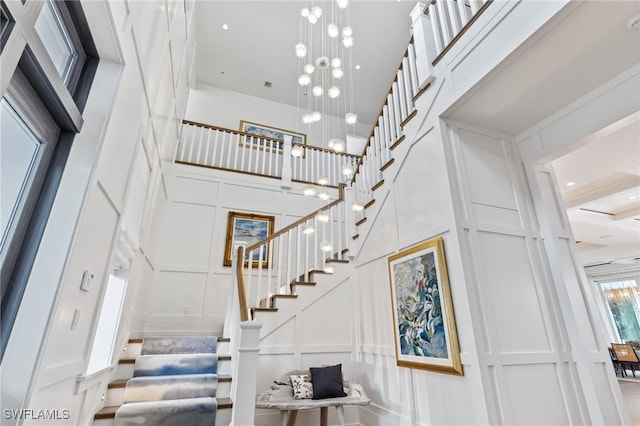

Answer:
[0,0,98,360]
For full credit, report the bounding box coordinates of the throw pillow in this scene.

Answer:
[290,374,313,399]
[310,364,347,399]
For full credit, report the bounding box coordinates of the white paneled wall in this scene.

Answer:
[6,1,197,425]
[143,164,334,335]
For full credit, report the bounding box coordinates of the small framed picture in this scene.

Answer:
[388,237,463,375]
[238,120,306,154]
[224,211,275,267]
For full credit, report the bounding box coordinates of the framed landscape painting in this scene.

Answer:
[387,237,463,375]
[239,120,306,153]
[224,211,275,267]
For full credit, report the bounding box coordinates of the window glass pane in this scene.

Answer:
[600,279,640,343]
[86,274,127,374]
[34,0,76,81]
[0,98,41,251]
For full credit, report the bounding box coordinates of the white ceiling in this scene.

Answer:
[553,113,640,267]
[192,1,640,268]
[193,0,417,126]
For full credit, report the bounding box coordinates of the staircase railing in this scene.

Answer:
[235,184,349,319]
[177,120,359,189]
[425,0,493,65]
[349,36,422,223]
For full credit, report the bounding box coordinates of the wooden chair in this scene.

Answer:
[611,343,640,377]
[608,346,625,376]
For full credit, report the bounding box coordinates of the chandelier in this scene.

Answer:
[295,0,357,156]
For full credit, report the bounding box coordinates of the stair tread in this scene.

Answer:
[327,259,349,264]
[108,379,128,389]
[292,281,316,286]
[119,357,136,364]
[94,406,119,419]
[272,294,298,298]
[94,397,232,420]
[355,217,367,226]
[128,338,143,344]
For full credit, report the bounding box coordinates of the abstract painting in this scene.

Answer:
[387,237,463,375]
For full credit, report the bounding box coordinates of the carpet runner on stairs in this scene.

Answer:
[113,336,218,426]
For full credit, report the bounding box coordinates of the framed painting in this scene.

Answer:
[239,120,306,154]
[224,211,275,267]
[387,237,463,375]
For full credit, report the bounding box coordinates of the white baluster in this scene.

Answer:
[436,0,453,46]
[228,131,236,170]
[392,83,402,137]
[469,0,482,15]
[428,3,444,56]
[446,0,462,34]
[397,70,408,120]
[257,245,264,307]
[407,42,420,98]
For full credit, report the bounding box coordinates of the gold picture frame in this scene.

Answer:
[238,120,306,154]
[387,237,463,375]
[224,211,275,267]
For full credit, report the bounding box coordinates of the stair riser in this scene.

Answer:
[115,364,134,380]
[218,359,231,376]
[217,341,230,355]
[105,388,125,406]
[123,342,142,358]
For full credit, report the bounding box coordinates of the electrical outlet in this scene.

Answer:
[71,309,81,329]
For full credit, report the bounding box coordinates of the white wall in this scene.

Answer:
[0,1,196,424]
[144,164,336,336]
[186,85,371,154]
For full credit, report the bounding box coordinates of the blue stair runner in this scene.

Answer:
[113,336,218,426]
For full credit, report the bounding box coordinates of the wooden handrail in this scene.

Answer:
[350,36,416,185]
[244,184,345,254]
[236,246,250,321]
[235,184,346,321]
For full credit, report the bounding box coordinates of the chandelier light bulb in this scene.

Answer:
[342,26,353,37]
[295,42,307,58]
[317,212,330,222]
[304,64,315,74]
[298,74,311,86]
[323,264,335,274]
[320,240,334,252]
[302,225,315,235]
[302,114,313,124]
[316,56,330,69]
[345,112,358,124]
[332,68,344,79]
[307,14,318,24]
[311,111,322,121]
[311,6,322,18]
[328,24,339,38]
[331,139,345,152]
[328,86,341,98]
[303,186,317,196]
[342,163,354,175]
[291,145,304,157]
[352,203,364,212]
[318,176,329,186]
[342,36,354,48]
[318,191,330,200]
[312,85,324,96]
[301,7,310,17]
[336,0,349,9]
[331,58,342,68]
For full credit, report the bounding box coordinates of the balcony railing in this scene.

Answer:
[177,120,359,189]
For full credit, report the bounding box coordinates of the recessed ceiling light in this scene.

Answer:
[566,182,575,187]
[222,24,229,30]
[355,65,360,70]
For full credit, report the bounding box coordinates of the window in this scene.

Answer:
[86,273,128,375]
[599,278,640,343]
[0,0,98,359]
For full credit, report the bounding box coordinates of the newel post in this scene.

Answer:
[229,322,262,426]
[410,2,437,88]
[281,134,293,189]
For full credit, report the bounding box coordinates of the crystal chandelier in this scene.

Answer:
[295,0,357,159]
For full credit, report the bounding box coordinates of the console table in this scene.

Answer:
[256,380,370,426]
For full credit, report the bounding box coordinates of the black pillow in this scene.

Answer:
[310,364,347,399]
